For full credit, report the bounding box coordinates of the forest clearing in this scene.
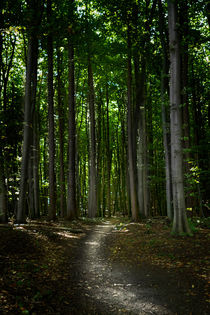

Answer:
[0,0,209,314]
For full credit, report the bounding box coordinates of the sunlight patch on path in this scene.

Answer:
[80,223,173,314]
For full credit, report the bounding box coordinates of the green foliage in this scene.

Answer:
[0,0,209,224]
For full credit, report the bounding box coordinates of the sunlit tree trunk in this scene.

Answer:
[47,0,56,221]
[67,38,77,219]
[168,0,191,234]
[88,57,97,218]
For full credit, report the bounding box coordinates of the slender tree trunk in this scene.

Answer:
[28,155,34,218]
[0,9,7,223]
[158,0,173,220]
[67,38,77,219]
[30,38,40,218]
[88,57,97,218]
[0,149,7,223]
[17,35,35,223]
[127,26,139,221]
[168,0,191,234]
[32,111,40,218]
[106,85,111,217]
[56,47,66,217]
[47,0,56,221]
[96,92,102,217]
[160,70,173,220]
[180,1,191,210]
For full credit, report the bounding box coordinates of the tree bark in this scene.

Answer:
[106,85,111,217]
[17,35,34,223]
[67,38,77,219]
[158,0,173,220]
[0,149,7,223]
[47,0,56,221]
[31,38,40,219]
[180,0,191,210]
[127,26,139,221]
[168,0,191,234]
[0,8,7,223]
[88,57,97,218]
[57,46,66,217]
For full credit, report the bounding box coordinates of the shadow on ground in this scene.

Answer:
[0,219,209,314]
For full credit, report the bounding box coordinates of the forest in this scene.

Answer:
[0,0,210,314]
[0,0,209,233]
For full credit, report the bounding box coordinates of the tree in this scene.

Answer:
[127,21,139,221]
[88,56,97,218]
[56,45,66,217]
[0,149,7,223]
[47,0,56,221]
[158,0,173,220]
[168,0,191,234]
[17,0,40,223]
[67,35,77,219]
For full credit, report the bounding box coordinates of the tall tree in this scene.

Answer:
[32,39,40,219]
[168,0,191,234]
[56,46,66,217]
[158,0,173,220]
[88,57,97,218]
[47,0,56,221]
[0,4,7,223]
[17,0,40,223]
[127,22,139,221]
[0,149,7,223]
[67,35,77,219]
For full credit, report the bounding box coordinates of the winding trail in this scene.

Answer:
[67,222,187,315]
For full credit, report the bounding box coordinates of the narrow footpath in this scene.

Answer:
[64,221,206,315]
[1,219,209,314]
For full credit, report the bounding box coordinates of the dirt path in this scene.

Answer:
[1,220,209,314]
[75,222,172,314]
[65,221,207,315]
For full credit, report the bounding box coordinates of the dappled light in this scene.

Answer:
[56,232,81,239]
[0,0,209,313]
[0,218,209,314]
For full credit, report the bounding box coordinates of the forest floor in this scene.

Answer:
[0,216,209,314]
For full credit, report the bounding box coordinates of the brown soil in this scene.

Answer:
[0,217,209,314]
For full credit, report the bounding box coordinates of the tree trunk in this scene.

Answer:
[88,57,97,218]
[96,92,102,217]
[33,108,40,218]
[67,38,77,219]
[180,1,191,210]
[47,0,56,221]
[31,38,40,218]
[158,0,173,220]
[0,149,7,223]
[127,26,139,221]
[168,0,191,235]
[0,9,7,223]
[106,85,111,217]
[57,46,66,217]
[17,35,34,223]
